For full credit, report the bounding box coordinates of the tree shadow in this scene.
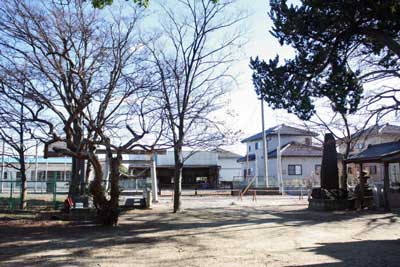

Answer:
[293,239,400,266]
[0,205,399,266]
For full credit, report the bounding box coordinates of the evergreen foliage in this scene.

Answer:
[251,0,400,120]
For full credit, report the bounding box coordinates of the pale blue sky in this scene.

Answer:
[141,0,299,154]
[218,0,298,154]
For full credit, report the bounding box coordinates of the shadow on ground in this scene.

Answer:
[0,204,399,267]
[293,239,400,266]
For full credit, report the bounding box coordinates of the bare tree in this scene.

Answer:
[146,0,245,212]
[0,76,38,209]
[0,0,161,225]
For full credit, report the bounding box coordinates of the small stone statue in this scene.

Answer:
[354,170,373,210]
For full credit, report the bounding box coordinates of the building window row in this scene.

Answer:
[288,164,302,175]
[248,142,260,152]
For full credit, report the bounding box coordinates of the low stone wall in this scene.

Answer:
[308,198,354,211]
[389,192,400,208]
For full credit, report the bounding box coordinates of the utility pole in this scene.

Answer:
[34,141,38,193]
[261,99,269,188]
[277,125,284,195]
[0,140,4,193]
[255,153,259,188]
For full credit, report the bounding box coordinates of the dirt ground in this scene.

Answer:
[0,195,399,267]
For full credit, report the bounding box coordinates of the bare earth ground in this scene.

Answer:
[0,195,400,267]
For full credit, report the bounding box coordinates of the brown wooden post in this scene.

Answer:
[383,162,391,211]
[359,163,365,203]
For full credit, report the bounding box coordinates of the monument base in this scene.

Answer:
[308,198,354,211]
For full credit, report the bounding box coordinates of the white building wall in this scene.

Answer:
[239,155,321,187]
[128,150,241,183]
[130,151,218,166]
[281,157,321,184]
[218,158,242,182]
[0,162,73,192]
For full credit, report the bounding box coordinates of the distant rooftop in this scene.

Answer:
[352,124,400,139]
[268,142,323,158]
[213,148,242,158]
[241,124,318,143]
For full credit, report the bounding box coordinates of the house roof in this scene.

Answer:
[351,124,400,139]
[268,142,323,158]
[241,124,318,143]
[213,148,242,159]
[237,142,323,162]
[346,141,400,163]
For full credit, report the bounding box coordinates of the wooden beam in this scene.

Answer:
[359,163,365,210]
[383,162,391,211]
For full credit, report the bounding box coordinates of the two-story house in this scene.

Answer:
[339,123,400,185]
[238,124,322,188]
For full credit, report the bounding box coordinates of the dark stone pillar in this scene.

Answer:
[320,133,339,190]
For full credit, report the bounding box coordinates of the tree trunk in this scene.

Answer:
[19,154,27,210]
[89,152,121,226]
[18,92,27,210]
[173,146,183,213]
[70,158,81,198]
[69,119,84,198]
[340,160,347,190]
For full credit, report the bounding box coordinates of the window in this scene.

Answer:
[305,138,312,145]
[36,171,70,182]
[65,171,71,181]
[245,168,252,176]
[255,142,259,150]
[315,165,321,175]
[2,172,8,180]
[248,145,251,152]
[369,165,377,175]
[288,165,302,175]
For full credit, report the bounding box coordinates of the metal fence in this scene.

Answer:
[0,180,66,210]
[0,177,152,210]
[229,175,321,196]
